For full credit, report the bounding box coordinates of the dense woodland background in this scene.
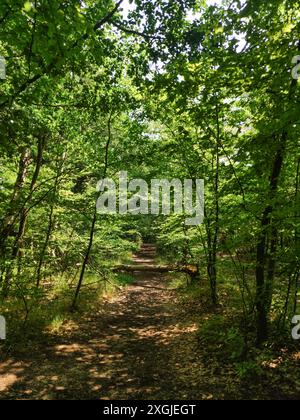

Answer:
[0,0,300,399]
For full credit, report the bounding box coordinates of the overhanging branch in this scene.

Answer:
[94,0,124,31]
[0,0,125,109]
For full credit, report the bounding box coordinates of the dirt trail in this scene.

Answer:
[0,245,224,400]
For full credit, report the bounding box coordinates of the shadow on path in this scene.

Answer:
[0,244,208,400]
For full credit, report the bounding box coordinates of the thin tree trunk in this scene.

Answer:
[255,135,286,345]
[2,137,45,296]
[36,153,65,287]
[71,114,113,310]
[36,205,54,287]
[293,157,300,314]
[0,148,31,257]
[12,136,45,260]
[71,208,98,311]
[255,67,298,344]
[209,105,220,305]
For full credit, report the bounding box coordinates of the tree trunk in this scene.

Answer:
[0,148,31,257]
[208,105,220,305]
[36,153,65,287]
[255,135,286,345]
[71,114,113,310]
[255,67,298,344]
[71,209,97,311]
[2,137,45,296]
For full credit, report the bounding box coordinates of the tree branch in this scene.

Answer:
[0,0,124,109]
[111,21,152,39]
[94,0,124,31]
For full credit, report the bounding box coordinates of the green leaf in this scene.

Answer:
[23,1,32,12]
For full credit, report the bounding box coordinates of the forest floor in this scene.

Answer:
[0,245,299,400]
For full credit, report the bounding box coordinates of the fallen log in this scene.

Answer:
[113,264,199,279]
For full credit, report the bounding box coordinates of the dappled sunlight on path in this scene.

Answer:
[0,245,206,400]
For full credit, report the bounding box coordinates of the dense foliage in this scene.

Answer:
[0,0,300,389]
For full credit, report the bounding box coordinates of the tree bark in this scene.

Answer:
[71,114,113,310]
[255,66,298,344]
[255,135,286,345]
[2,137,45,296]
[0,147,31,257]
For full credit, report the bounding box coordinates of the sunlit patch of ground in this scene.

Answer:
[1,246,299,400]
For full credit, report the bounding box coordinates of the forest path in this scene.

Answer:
[0,244,222,400]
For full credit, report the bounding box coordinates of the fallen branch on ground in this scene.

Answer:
[113,264,200,279]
